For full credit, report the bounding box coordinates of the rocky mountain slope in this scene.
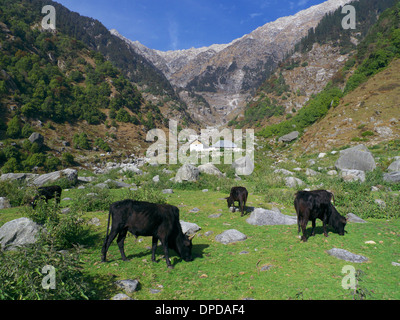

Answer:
[114,0,356,126]
[297,57,400,154]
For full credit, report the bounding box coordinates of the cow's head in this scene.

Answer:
[329,205,347,236]
[226,196,234,208]
[178,234,194,262]
[30,197,37,209]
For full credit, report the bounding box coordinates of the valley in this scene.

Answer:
[0,0,400,302]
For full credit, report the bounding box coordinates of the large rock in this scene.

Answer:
[388,160,400,172]
[232,155,254,176]
[28,132,44,148]
[278,131,299,143]
[114,279,139,294]
[32,168,78,187]
[246,208,297,226]
[0,172,38,183]
[215,229,247,244]
[335,145,376,172]
[284,177,305,188]
[0,197,11,210]
[180,220,201,235]
[340,169,366,182]
[174,164,199,182]
[383,172,400,183]
[346,213,367,223]
[327,248,368,263]
[198,163,223,177]
[0,217,42,251]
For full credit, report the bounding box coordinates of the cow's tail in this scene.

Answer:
[104,206,112,243]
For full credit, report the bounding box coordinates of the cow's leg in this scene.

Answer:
[297,217,301,234]
[101,228,119,262]
[151,236,159,263]
[323,218,329,237]
[116,228,128,261]
[300,220,308,242]
[300,212,309,242]
[161,238,173,268]
[56,193,61,205]
[239,200,244,217]
[311,219,316,237]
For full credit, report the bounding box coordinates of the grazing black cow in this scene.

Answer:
[226,186,248,217]
[30,185,62,209]
[294,190,346,242]
[101,199,194,268]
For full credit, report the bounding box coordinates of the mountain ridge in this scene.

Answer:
[113,0,357,126]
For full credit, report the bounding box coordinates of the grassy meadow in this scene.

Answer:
[0,142,400,300]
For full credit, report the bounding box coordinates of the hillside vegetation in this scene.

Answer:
[0,0,172,173]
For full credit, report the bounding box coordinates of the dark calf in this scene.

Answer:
[294,190,346,242]
[101,199,194,268]
[226,186,248,217]
[31,185,62,209]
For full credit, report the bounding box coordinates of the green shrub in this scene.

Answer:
[0,243,95,300]
[6,116,22,139]
[361,130,374,137]
[71,187,116,212]
[62,152,75,166]
[0,180,32,206]
[73,133,91,150]
[95,138,111,152]
[24,200,86,249]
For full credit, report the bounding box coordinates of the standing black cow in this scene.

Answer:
[30,185,62,209]
[294,190,346,242]
[226,186,248,217]
[101,199,194,268]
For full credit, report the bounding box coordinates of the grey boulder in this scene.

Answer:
[383,172,400,183]
[327,248,368,263]
[32,168,78,187]
[246,208,297,226]
[180,220,201,235]
[0,217,42,251]
[335,145,376,172]
[215,229,247,244]
[174,164,199,182]
[278,131,299,143]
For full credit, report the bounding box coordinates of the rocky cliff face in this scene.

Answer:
[112,0,356,126]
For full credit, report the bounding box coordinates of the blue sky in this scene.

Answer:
[56,0,327,51]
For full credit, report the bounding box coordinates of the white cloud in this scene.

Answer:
[297,0,311,6]
[250,12,263,19]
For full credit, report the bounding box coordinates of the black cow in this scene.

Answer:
[226,186,248,217]
[30,185,62,209]
[101,199,194,268]
[294,190,346,242]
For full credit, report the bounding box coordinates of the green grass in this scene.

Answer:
[1,142,400,300]
[41,188,399,300]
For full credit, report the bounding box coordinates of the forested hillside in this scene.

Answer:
[0,0,170,173]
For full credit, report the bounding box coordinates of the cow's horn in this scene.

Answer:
[188,234,196,241]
